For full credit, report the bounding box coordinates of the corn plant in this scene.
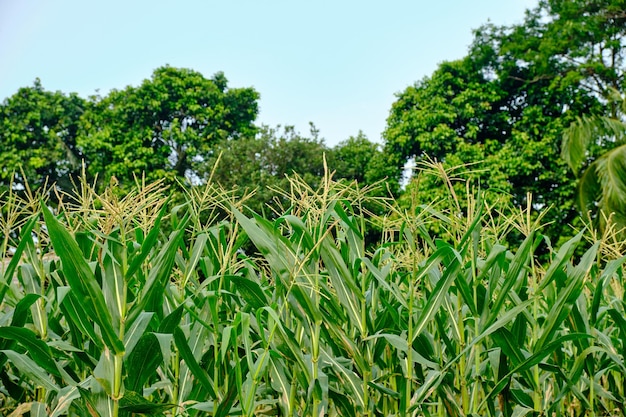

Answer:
[0,166,625,416]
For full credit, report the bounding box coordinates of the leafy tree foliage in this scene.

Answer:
[384,0,625,242]
[206,124,330,215]
[0,66,397,220]
[0,80,85,193]
[205,126,395,216]
[332,131,401,194]
[78,66,259,188]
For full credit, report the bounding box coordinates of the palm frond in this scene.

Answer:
[562,114,626,174]
[593,143,626,227]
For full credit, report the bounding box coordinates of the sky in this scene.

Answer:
[0,1,537,146]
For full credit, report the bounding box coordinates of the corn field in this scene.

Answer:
[1,167,626,417]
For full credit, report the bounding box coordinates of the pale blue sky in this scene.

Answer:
[0,1,536,146]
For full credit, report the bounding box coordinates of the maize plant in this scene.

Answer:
[0,167,625,416]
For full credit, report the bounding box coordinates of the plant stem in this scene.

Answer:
[113,352,123,417]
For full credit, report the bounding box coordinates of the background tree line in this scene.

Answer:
[384,0,626,244]
[1,0,626,244]
[0,66,393,213]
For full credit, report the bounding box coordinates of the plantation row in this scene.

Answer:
[1,170,626,416]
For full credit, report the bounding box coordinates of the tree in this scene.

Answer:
[78,66,259,188]
[384,0,625,243]
[0,80,85,194]
[205,124,331,215]
[332,131,401,194]
[205,126,401,216]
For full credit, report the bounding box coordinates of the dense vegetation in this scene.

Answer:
[385,0,626,242]
[1,168,626,416]
[0,68,394,214]
[2,0,626,415]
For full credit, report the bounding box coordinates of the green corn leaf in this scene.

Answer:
[413,244,462,342]
[368,381,401,399]
[456,197,484,255]
[308,373,329,414]
[455,267,477,316]
[367,333,408,353]
[123,312,154,359]
[491,328,526,368]
[230,275,269,310]
[238,311,254,370]
[567,345,611,386]
[538,231,583,293]
[535,242,598,351]
[232,208,295,284]
[18,263,40,298]
[50,385,83,417]
[476,244,508,283]
[324,319,368,373]
[484,233,534,329]
[102,248,124,334]
[316,285,347,327]
[320,237,364,331]
[177,315,211,402]
[332,202,363,238]
[58,287,102,351]
[214,366,239,417]
[0,326,60,378]
[269,356,292,416]
[119,390,176,414]
[241,352,272,414]
[414,369,446,404]
[320,349,364,408]
[30,402,48,417]
[74,384,109,417]
[290,281,323,323]
[606,309,626,365]
[329,389,358,417]
[10,293,40,327]
[158,304,185,334]
[491,328,536,391]
[362,257,407,308]
[125,200,168,279]
[131,215,188,321]
[189,401,216,413]
[1,350,58,392]
[437,297,534,396]
[220,326,233,363]
[591,257,626,325]
[258,306,313,379]
[281,214,316,253]
[181,232,208,287]
[74,231,98,262]
[173,326,216,399]
[481,333,592,408]
[93,348,119,397]
[0,216,37,304]
[42,203,124,354]
[153,333,173,371]
[125,332,162,392]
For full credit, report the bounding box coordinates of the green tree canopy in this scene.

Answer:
[0,80,85,194]
[384,0,625,242]
[78,66,259,188]
[205,124,330,215]
[332,131,401,194]
[205,126,397,215]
